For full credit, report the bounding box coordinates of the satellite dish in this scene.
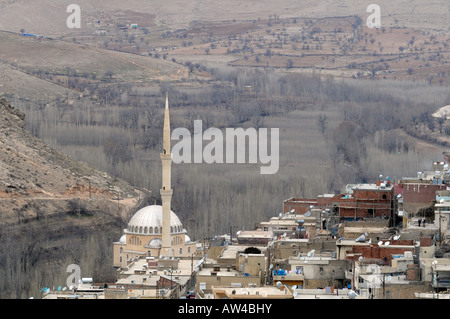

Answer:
[310,206,314,209]
[290,209,295,213]
[305,211,311,217]
[385,241,390,246]
[393,235,400,240]
[387,275,392,282]
[440,199,445,203]
[276,281,282,289]
[279,213,283,217]
[292,285,297,290]
[62,287,67,291]
[358,256,363,261]
[348,290,357,299]
[282,233,287,237]
[378,241,383,246]
[269,264,273,270]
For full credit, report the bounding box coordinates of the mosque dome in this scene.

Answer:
[148,238,162,248]
[126,205,184,235]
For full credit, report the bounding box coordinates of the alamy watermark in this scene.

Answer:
[66,4,81,29]
[366,4,381,29]
[66,264,81,288]
[171,120,279,175]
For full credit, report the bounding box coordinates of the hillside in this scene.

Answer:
[0,95,151,298]
[0,94,146,224]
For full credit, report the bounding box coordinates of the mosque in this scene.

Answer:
[113,94,197,268]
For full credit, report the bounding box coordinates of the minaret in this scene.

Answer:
[160,92,173,256]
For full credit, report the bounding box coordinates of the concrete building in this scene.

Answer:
[211,285,294,299]
[333,183,395,222]
[236,230,273,246]
[277,254,350,289]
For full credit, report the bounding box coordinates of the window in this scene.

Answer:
[149,227,153,234]
[144,227,148,234]
[368,209,374,217]
[180,248,183,254]
[188,247,191,253]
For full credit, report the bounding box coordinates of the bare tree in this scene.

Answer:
[317,113,328,134]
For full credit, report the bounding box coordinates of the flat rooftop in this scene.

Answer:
[346,183,394,191]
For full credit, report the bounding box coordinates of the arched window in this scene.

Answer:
[120,247,123,253]
[179,248,183,254]
[155,227,159,234]
[170,226,173,233]
[139,226,143,233]
[149,227,153,234]
[144,227,148,234]
[188,247,191,253]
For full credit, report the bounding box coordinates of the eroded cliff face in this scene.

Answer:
[0,95,151,298]
[0,94,149,223]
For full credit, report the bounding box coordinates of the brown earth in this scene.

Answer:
[0,94,148,226]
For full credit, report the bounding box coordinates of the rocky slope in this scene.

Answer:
[0,95,151,298]
[0,94,147,225]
